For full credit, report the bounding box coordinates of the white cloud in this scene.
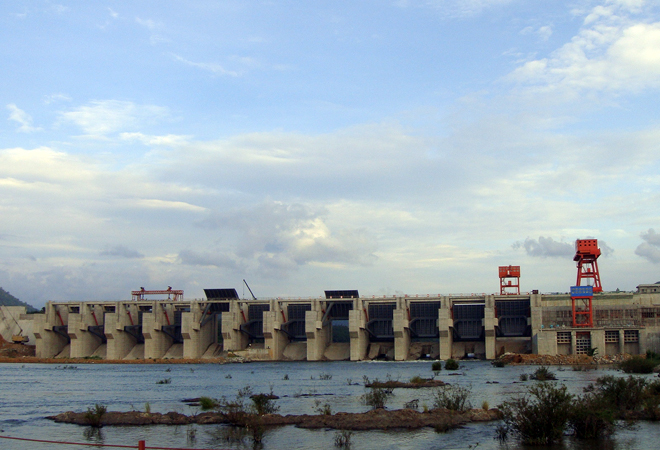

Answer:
[120,132,191,146]
[6,104,42,133]
[396,0,513,17]
[508,1,660,93]
[58,100,169,137]
[170,53,240,77]
[135,17,170,44]
[636,229,660,263]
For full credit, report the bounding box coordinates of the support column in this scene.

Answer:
[484,295,496,360]
[182,301,215,359]
[393,298,410,361]
[349,299,368,361]
[34,302,69,358]
[105,303,138,360]
[264,304,288,360]
[143,302,173,359]
[438,296,452,360]
[571,331,577,355]
[221,302,248,352]
[306,306,329,361]
[69,303,105,358]
[618,329,625,355]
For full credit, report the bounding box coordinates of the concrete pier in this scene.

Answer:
[27,284,660,361]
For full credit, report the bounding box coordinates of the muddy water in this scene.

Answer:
[0,360,658,449]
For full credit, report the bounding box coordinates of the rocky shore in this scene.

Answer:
[47,408,502,431]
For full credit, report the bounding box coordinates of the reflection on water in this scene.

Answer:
[0,360,658,449]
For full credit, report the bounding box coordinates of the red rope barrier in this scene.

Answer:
[0,435,226,450]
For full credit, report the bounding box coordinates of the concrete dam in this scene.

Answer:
[30,284,660,361]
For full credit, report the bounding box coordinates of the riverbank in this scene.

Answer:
[47,407,502,431]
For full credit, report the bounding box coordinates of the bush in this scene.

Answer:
[410,375,425,384]
[199,396,219,411]
[84,404,107,428]
[334,430,353,448]
[444,359,459,370]
[589,375,647,413]
[250,393,279,415]
[498,383,573,445]
[491,359,507,368]
[531,366,556,381]
[432,384,472,412]
[568,392,616,439]
[362,387,394,410]
[314,400,332,415]
[431,361,442,372]
[619,356,659,374]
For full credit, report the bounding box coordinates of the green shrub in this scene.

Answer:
[362,387,394,410]
[519,373,528,381]
[619,356,659,374]
[84,403,107,428]
[432,384,472,412]
[410,375,425,384]
[156,378,172,384]
[250,393,279,415]
[531,366,556,381]
[498,383,573,445]
[589,375,647,413]
[444,359,459,370]
[334,430,353,448]
[568,392,616,439]
[314,399,332,415]
[491,359,507,368]
[431,361,442,372]
[199,396,219,411]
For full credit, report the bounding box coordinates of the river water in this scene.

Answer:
[1,360,658,450]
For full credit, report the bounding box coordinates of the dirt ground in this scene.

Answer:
[0,334,36,359]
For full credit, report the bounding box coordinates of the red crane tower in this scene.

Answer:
[499,265,520,295]
[573,239,602,293]
[571,239,602,328]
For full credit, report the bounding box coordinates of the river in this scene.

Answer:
[1,360,658,449]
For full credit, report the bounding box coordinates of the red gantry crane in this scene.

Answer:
[571,239,602,327]
[131,286,183,301]
[499,265,521,295]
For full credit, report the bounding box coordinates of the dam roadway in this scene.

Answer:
[31,285,660,361]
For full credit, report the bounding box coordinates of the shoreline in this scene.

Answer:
[47,408,502,431]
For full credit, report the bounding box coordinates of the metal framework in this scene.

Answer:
[131,287,183,301]
[573,239,602,293]
[499,266,520,295]
[571,285,594,327]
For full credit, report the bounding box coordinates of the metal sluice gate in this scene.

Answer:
[409,301,441,339]
[495,299,531,337]
[367,303,395,340]
[240,304,270,341]
[282,303,311,340]
[452,303,485,341]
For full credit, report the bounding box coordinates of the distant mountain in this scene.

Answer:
[0,288,38,312]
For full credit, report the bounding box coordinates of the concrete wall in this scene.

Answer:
[26,288,660,361]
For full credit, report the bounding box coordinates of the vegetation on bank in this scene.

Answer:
[0,287,38,312]
[498,375,660,445]
[618,350,660,374]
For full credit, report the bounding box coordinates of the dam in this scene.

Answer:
[27,284,660,361]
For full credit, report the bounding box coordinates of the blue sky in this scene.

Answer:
[1,0,660,306]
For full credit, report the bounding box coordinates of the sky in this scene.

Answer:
[1,0,660,307]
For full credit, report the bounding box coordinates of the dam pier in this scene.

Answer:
[29,285,660,361]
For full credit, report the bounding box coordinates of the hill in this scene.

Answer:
[0,288,38,312]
